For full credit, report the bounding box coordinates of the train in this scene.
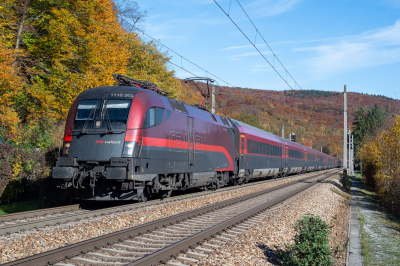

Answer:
[52,74,342,201]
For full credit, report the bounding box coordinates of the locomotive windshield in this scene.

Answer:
[73,99,132,132]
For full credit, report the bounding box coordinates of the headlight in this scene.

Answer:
[62,141,71,156]
[122,141,137,157]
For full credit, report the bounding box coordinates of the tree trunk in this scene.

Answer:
[15,0,30,50]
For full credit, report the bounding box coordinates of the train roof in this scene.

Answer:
[232,119,284,143]
[77,86,141,100]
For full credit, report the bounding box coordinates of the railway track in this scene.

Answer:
[0,170,330,236]
[2,169,339,266]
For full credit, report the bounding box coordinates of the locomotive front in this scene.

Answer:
[53,85,147,200]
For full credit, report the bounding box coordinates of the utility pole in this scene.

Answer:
[211,86,215,114]
[310,140,312,149]
[348,129,351,175]
[351,134,354,175]
[321,146,322,152]
[343,85,347,174]
[282,124,284,138]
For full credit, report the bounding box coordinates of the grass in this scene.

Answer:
[330,188,352,200]
[359,212,373,265]
[354,170,362,179]
[0,199,44,215]
[356,170,400,265]
[353,171,379,204]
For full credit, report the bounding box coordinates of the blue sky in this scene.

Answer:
[136,0,400,98]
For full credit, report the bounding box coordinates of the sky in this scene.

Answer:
[135,0,400,99]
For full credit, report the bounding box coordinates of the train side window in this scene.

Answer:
[143,108,155,128]
[144,107,164,128]
[156,107,164,124]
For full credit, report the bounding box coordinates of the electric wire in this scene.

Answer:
[214,0,303,90]
[132,26,235,88]
[78,9,235,88]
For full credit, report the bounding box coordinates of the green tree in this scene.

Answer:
[234,113,263,130]
[368,103,385,135]
[353,107,369,159]
[352,104,385,163]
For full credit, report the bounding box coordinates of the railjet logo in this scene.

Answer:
[95,140,121,144]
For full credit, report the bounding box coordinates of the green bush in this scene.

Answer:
[280,213,334,266]
[0,144,74,208]
[339,173,352,192]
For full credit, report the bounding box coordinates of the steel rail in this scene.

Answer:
[0,171,313,224]
[0,170,328,236]
[128,172,336,266]
[0,204,82,223]
[2,169,338,266]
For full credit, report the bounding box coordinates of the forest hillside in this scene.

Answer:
[181,81,400,158]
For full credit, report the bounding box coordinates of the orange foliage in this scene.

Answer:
[0,3,22,138]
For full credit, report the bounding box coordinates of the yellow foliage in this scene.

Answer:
[125,33,182,100]
[361,115,400,214]
[29,0,129,118]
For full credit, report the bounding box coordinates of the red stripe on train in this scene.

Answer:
[141,137,234,171]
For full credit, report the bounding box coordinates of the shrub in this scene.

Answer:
[280,213,334,266]
[0,144,49,199]
[0,144,72,206]
[339,173,352,192]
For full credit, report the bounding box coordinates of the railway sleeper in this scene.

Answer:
[100,248,148,256]
[86,252,140,261]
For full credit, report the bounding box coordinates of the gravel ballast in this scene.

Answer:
[195,174,350,266]
[0,172,327,264]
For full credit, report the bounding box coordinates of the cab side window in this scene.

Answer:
[156,107,164,125]
[143,107,164,128]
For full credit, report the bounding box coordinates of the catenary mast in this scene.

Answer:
[343,85,347,174]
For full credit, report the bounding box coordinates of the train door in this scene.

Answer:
[188,117,194,166]
[240,135,246,163]
[280,142,284,169]
[283,143,288,170]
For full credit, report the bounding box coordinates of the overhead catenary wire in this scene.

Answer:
[132,26,235,88]
[214,0,303,90]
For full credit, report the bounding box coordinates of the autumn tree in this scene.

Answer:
[361,116,400,216]
[0,0,134,144]
[0,0,24,139]
[24,0,130,118]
